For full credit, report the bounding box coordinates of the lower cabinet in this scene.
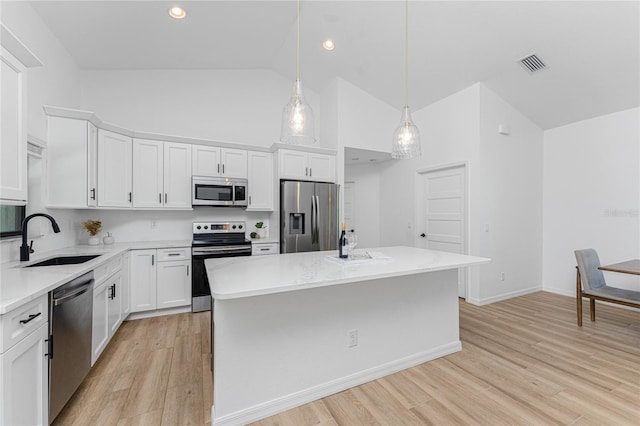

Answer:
[0,323,48,425]
[130,248,191,313]
[91,255,125,365]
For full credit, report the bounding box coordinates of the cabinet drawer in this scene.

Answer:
[252,243,279,256]
[0,294,48,353]
[157,247,191,261]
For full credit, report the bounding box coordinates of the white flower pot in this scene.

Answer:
[87,236,100,246]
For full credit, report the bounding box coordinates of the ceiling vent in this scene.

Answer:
[518,53,547,74]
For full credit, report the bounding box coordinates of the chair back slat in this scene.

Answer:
[575,248,607,291]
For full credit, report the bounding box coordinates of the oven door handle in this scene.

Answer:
[193,246,251,255]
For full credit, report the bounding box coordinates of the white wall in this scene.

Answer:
[344,163,382,249]
[543,107,640,295]
[477,84,543,302]
[79,69,322,148]
[1,2,82,263]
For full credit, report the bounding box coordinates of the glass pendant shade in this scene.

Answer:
[391,106,421,159]
[281,80,315,145]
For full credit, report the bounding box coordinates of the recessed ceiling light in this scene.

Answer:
[169,6,186,19]
[322,39,335,51]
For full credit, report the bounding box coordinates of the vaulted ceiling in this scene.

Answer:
[28,0,640,130]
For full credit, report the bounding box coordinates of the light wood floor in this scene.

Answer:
[54,292,639,425]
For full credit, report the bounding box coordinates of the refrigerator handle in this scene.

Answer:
[311,195,317,243]
[315,195,320,245]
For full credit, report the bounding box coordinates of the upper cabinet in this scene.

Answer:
[278,149,336,183]
[132,139,192,209]
[247,151,274,211]
[97,129,132,208]
[192,146,247,179]
[47,117,98,208]
[0,48,28,204]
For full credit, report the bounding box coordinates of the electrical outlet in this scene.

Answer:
[150,219,157,229]
[500,272,505,281]
[348,330,358,348]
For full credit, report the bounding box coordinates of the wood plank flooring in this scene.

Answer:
[53,292,639,425]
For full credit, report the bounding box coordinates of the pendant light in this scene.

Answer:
[280,0,315,145]
[391,0,421,159]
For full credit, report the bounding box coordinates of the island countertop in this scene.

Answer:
[206,246,490,300]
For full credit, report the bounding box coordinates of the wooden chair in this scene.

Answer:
[574,248,640,326]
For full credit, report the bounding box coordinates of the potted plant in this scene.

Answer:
[82,220,102,245]
[251,221,268,239]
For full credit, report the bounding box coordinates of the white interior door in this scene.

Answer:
[343,181,356,233]
[417,165,467,298]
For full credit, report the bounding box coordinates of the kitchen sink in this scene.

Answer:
[25,255,101,267]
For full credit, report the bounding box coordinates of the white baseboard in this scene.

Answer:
[211,341,462,426]
[542,286,574,298]
[124,306,191,321]
[466,285,542,306]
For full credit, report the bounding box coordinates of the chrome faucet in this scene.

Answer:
[20,213,61,261]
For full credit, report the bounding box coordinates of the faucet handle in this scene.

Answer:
[29,240,34,254]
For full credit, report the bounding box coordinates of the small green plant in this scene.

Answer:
[255,221,264,229]
[250,231,259,239]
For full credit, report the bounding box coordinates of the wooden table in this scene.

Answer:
[598,259,640,275]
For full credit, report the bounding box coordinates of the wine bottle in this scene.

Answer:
[339,223,348,258]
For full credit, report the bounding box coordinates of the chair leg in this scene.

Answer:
[576,267,582,327]
[590,299,596,321]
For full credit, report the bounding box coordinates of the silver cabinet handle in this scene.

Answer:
[310,168,312,177]
[19,312,42,324]
[151,254,155,266]
[159,193,162,203]
[129,192,132,202]
[305,167,308,176]
[168,253,180,256]
[222,164,225,174]
[91,188,96,200]
[165,193,168,203]
[217,163,220,173]
[187,265,189,276]
[249,195,252,206]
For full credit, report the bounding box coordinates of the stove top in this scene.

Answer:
[192,221,250,247]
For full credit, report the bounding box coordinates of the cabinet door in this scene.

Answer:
[87,122,98,207]
[157,260,191,309]
[107,275,122,336]
[192,145,220,177]
[164,142,192,208]
[132,139,163,208]
[247,151,273,211]
[98,129,132,207]
[307,153,336,183]
[92,281,109,365]
[0,323,48,426]
[221,148,247,178]
[121,253,131,317]
[0,48,27,203]
[278,149,309,180]
[130,250,157,312]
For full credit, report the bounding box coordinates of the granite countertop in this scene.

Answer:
[206,246,490,300]
[0,240,191,314]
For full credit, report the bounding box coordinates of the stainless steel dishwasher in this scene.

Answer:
[49,271,94,423]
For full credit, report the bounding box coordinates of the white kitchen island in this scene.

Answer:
[206,246,490,425]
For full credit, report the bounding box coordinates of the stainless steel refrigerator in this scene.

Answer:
[280,180,339,253]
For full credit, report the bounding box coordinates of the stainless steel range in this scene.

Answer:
[191,221,252,312]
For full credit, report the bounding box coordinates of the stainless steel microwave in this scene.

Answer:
[192,176,248,207]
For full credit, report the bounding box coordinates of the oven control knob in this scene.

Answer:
[196,225,201,230]
[238,225,243,229]
[232,225,237,229]
[204,225,209,230]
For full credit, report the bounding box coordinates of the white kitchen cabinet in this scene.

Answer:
[132,139,163,208]
[121,252,131,317]
[132,139,192,209]
[92,279,109,364]
[130,249,158,313]
[247,151,274,211]
[0,48,28,203]
[278,149,336,182]
[130,248,191,313]
[192,145,247,178]
[91,254,124,365]
[98,129,132,207]
[0,323,48,426]
[163,142,192,208]
[47,117,99,208]
[252,241,279,256]
[157,260,191,309]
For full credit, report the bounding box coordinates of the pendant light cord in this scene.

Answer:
[296,0,301,82]
[404,0,409,107]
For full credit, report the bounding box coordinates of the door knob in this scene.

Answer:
[420,233,426,238]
